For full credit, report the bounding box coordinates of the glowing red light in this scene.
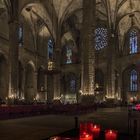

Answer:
[92,124,100,139]
[85,134,89,138]
[105,130,117,140]
[136,104,140,111]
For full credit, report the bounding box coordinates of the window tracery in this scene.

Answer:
[129,30,138,54]
[70,79,76,93]
[48,39,54,60]
[130,69,138,92]
[95,27,107,50]
[66,47,72,64]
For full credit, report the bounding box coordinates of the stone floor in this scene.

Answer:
[0,107,129,140]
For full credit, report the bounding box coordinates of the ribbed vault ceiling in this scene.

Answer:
[96,0,140,48]
[0,0,140,45]
[0,0,9,39]
[97,0,140,33]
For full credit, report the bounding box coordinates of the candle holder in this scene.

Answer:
[80,132,93,140]
[80,122,93,140]
[86,122,94,134]
[105,130,117,140]
[80,122,93,135]
[92,125,101,139]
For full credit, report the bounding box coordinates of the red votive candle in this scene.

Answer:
[105,130,117,140]
[87,122,94,134]
[80,122,93,135]
[80,132,93,140]
[80,122,87,136]
[92,125,100,139]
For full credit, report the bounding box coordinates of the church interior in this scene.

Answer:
[0,0,140,105]
[0,0,140,140]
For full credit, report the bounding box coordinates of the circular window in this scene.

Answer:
[95,27,108,50]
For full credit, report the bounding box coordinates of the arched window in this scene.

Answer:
[66,47,72,64]
[95,27,108,50]
[129,30,138,54]
[48,39,54,60]
[130,70,138,92]
[70,79,76,93]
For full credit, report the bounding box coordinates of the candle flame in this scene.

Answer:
[94,125,97,128]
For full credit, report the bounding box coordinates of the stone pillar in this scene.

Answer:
[21,69,25,99]
[76,73,81,103]
[53,74,60,100]
[106,35,116,99]
[47,75,54,103]
[118,70,122,100]
[53,27,61,100]
[81,0,96,96]
[8,0,19,98]
[34,71,38,100]
[44,74,48,101]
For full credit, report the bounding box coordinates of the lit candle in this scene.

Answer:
[80,122,87,136]
[80,122,93,140]
[50,136,61,140]
[80,122,93,135]
[86,122,93,134]
[92,125,100,139]
[105,130,117,140]
[80,132,93,140]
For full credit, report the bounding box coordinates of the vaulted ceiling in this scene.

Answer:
[20,0,140,40]
[0,0,140,46]
[96,0,140,47]
[0,0,9,39]
[20,0,82,41]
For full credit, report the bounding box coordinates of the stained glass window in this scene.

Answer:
[66,47,72,64]
[130,70,138,92]
[95,27,107,50]
[70,79,76,93]
[48,39,54,60]
[18,26,23,47]
[129,30,138,54]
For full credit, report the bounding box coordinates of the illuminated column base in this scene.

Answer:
[81,0,95,101]
[80,92,95,104]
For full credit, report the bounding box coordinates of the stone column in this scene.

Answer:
[53,27,61,100]
[118,70,122,100]
[8,0,19,98]
[47,75,54,103]
[53,74,60,100]
[76,73,81,103]
[44,74,48,101]
[21,69,25,99]
[81,0,96,97]
[34,71,38,100]
[106,35,116,99]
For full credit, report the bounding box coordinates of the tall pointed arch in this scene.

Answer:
[129,29,138,54]
[48,38,54,60]
[130,69,138,92]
